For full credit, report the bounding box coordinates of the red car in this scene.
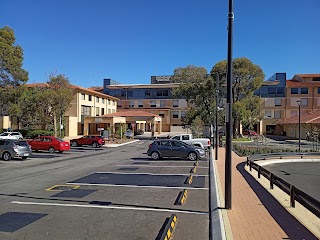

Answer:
[70,135,105,148]
[27,136,70,153]
[242,130,258,136]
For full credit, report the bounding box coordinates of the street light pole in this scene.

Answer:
[225,0,234,210]
[296,100,302,152]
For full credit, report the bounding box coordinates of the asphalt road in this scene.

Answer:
[262,162,320,201]
[0,142,210,240]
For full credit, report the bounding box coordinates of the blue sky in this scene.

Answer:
[1,0,319,88]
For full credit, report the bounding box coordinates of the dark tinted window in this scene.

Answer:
[0,140,5,146]
[14,141,29,146]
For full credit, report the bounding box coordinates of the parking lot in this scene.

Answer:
[0,140,209,240]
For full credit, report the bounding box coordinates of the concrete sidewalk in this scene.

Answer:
[214,147,319,239]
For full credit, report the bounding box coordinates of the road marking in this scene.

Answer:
[11,201,208,215]
[117,164,208,169]
[96,171,208,177]
[66,182,208,190]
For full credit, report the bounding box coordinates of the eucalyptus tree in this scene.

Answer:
[171,65,216,127]
[211,57,264,137]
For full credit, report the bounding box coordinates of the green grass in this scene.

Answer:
[231,137,251,142]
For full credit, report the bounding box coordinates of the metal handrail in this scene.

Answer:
[246,158,320,218]
[247,152,320,161]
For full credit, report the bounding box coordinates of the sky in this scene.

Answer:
[1,0,320,88]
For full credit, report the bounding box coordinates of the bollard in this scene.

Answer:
[258,166,261,178]
[290,185,295,208]
[270,173,274,189]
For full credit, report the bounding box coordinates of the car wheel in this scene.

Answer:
[22,156,28,160]
[2,152,12,161]
[48,147,55,153]
[151,151,160,160]
[92,142,98,148]
[71,141,78,147]
[188,152,198,161]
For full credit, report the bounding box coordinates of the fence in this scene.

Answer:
[246,153,320,218]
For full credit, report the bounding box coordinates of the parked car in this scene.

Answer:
[147,139,205,161]
[242,130,258,136]
[0,132,23,140]
[27,136,70,153]
[125,129,133,138]
[70,135,105,147]
[170,134,210,150]
[134,129,144,135]
[0,139,32,161]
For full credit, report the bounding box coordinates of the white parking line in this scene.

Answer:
[96,171,208,176]
[117,164,208,169]
[11,201,208,215]
[66,182,209,190]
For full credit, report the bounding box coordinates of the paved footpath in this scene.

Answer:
[214,147,318,240]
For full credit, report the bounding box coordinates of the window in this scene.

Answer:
[173,99,179,107]
[291,88,298,94]
[102,98,105,104]
[96,97,99,103]
[301,98,308,106]
[81,105,91,116]
[172,111,179,118]
[129,101,135,108]
[108,109,111,114]
[181,111,186,118]
[160,100,166,108]
[301,88,308,94]
[274,110,281,119]
[96,107,99,116]
[159,111,165,118]
[274,98,281,106]
[101,108,105,115]
[108,99,110,105]
[182,135,190,140]
[318,87,320,94]
[264,111,272,118]
[145,90,151,98]
[88,95,92,101]
[267,87,276,94]
[138,100,143,107]
[81,93,85,100]
[112,101,115,106]
[150,100,156,107]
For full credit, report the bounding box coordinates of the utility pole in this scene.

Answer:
[225,0,234,210]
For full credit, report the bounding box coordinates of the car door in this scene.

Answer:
[31,137,44,150]
[0,140,6,156]
[156,140,171,157]
[170,141,188,158]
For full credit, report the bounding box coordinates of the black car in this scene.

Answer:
[147,139,205,161]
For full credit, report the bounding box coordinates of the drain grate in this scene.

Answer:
[46,185,80,191]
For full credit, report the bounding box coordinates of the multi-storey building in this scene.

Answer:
[258,73,320,139]
[103,78,192,132]
[0,83,119,136]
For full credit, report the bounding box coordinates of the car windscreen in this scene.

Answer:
[14,141,29,146]
[56,138,64,142]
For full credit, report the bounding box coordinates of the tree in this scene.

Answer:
[211,57,264,137]
[171,65,217,126]
[0,26,28,87]
[47,74,73,137]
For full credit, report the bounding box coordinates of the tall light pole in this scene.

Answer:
[296,100,302,152]
[225,0,234,210]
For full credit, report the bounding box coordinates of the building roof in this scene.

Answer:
[286,80,320,87]
[101,110,159,118]
[106,83,181,89]
[26,83,119,101]
[294,74,320,78]
[277,110,320,124]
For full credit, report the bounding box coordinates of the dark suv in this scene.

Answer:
[147,139,205,161]
[70,135,105,148]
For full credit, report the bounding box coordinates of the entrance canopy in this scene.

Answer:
[276,110,320,124]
